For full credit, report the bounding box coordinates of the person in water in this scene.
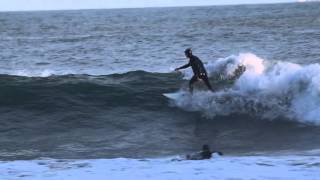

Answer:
[175,48,213,92]
[186,144,223,160]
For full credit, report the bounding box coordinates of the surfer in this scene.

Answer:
[175,48,213,92]
[170,144,223,161]
[186,144,223,160]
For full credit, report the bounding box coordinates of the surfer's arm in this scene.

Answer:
[175,63,190,71]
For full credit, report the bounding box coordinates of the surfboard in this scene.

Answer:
[163,91,189,100]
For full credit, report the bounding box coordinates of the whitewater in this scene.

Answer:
[174,53,320,124]
[1,155,320,180]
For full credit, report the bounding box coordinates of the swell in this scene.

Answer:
[1,71,320,160]
[0,71,180,110]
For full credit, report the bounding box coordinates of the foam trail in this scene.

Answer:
[174,53,320,124]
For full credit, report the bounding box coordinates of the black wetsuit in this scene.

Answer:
[200,150,212,159]
[177,55,213,91]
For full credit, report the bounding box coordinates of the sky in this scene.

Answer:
[0,0,297,11]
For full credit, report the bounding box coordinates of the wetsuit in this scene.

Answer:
[177,55,213,92]
[200,150,212,159]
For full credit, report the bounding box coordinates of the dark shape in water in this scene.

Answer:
[186,144,223,160]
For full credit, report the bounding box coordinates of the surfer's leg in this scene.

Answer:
[201,75,214,92]
[189,76,198,93]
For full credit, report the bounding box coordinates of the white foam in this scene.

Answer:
[0,155,319,180]
[173,53,320,124]
[3,68,137,77]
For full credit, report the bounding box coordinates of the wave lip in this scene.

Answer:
[172,53,320,124]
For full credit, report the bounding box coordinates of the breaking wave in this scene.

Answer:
[172,53,320,124]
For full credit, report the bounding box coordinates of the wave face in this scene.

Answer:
[2,62,320,160]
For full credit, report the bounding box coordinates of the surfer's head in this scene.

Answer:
[184,48,192,58]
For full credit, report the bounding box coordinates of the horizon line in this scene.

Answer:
[0,1,308,13]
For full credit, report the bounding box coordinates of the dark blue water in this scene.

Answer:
[0,2,320,160]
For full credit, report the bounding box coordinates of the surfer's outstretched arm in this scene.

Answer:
[175,63,190,71]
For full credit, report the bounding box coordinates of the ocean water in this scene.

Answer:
[1,2,320,179]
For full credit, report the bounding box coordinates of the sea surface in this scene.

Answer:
[0,2,320,165]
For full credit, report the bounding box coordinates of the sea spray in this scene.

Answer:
[173,53,320,124]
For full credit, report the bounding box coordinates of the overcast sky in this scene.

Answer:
[0,0,296,11]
